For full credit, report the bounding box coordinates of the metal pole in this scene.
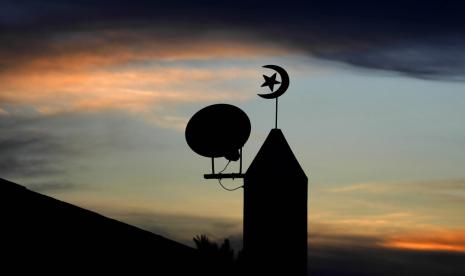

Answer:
[239,148,243,174]
[275,98,278,129]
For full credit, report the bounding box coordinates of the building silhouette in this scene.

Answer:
[244,129,308,275]
[0,178,201,274]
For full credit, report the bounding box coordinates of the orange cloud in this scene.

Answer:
[0,58,260,130]
[310,221,465,254]
[2,68,254,111]
[383,229,465,253]
[4,28,288,73]
[0,31,291,129]
[0,107,8,116]
[13,42,286,73]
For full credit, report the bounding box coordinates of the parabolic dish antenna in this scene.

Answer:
[185,104,251,162]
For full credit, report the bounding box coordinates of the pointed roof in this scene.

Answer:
[246,129,307,180]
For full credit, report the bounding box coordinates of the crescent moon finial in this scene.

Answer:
[258,65,290,129]
[258,65,290,99]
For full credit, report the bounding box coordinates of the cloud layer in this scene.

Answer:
[1,1,465,79]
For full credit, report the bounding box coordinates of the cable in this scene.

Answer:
[218,160,231,174]
[218,178,243,191]
[216,159,242,191]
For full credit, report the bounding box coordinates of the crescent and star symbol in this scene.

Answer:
[258,65,290,99]
[261,73,281,92]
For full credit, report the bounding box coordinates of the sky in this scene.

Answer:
[1,1,465,274]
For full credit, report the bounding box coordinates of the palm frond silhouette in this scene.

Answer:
[193,235,238,275]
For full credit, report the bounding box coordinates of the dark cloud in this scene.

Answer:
[1,1,465,79]
[0,110,179,186]
[310,242,465,276]
[25,180,77,192]
[116,210,241,246]
[313,37,465,81]
[308,225,465,276]
[0,117,69,178]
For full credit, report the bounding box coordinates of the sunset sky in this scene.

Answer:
[1,1,465,274]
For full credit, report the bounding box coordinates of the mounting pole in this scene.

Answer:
[275,98,278,129]
[239,148,243,174]
[211,157,215,174]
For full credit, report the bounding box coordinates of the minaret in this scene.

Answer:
[185,65,307,275]
[244,128,308,275]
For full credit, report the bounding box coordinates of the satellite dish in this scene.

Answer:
[185,104,251,162]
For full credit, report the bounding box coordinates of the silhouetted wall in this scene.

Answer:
[244,129,308,275]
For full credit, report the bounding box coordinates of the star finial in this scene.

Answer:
[261,73,281,92]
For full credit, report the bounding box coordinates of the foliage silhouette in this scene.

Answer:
[193,234,239,276]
